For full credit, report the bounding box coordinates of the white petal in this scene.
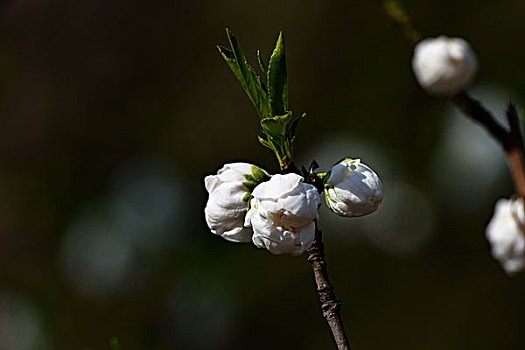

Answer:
[205,197,246,232]
[327,163,348,185]
[204,175,221,193]
[279,186,320,224]
[251,212,274,248]
[486,197,525,274]
[412,36,477,95]
[221,226,253,243]
[216,162,253,182]
[252,173,303,199]
[296,221,316,255]
[211,182,248,209]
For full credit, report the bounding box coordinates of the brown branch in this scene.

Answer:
[283,163,351,349]
[505,104,525,198]
[451,91,525,199]
[451,92,510,149]
[307,225,351,350]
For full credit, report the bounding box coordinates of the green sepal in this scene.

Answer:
[242,180,257,192]
[324,187,337,207]
[332,157,359,167]
[242,192,253,204]
[251,164,271,182]
[244,165,271,184]
[316,172,328,181]
[267,31,288,116]
[243,165,271,192]
[218,29,271,119]
[323,170,337,207]
[243,180,258,192]
[322,170,332,185]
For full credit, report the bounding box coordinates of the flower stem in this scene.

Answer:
[307,225,351,350]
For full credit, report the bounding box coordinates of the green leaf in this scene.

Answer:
[267,31,288,116]
[257,50,267,75]
[217,45,241,81]
[289,112,306,139]
[218,29,271,119]
[261,114,292,145]
[258,135,274,150]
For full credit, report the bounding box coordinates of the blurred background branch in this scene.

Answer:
[384,0,525,199]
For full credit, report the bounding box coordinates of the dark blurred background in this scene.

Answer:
[0,0,524,349]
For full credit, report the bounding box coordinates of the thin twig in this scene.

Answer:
[452,93,525,197]
[451,92,509,148]
[307,225,351,350]
[383,0,422,43]
[505,104,525,198]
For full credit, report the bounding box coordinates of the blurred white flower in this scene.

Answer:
[245,173,320,255]
[0,293,46,350]
[204,163,270,242]
[486,197,525,274]
[324,158,383,217]
[412,36,477,95]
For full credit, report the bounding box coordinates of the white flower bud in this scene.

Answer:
[204,162,270,242]
[245,173,320,255]
[412,36,478,95]
[324,158,383,217]
[486,197,525,274]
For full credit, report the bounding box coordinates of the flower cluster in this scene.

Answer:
[486,197,525,274]
[204,159,383,255]
[208,31,384,256]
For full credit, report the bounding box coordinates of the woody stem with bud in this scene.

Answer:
[283,162,352,350]
[217,29,353,349]
[306,226,351,350]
